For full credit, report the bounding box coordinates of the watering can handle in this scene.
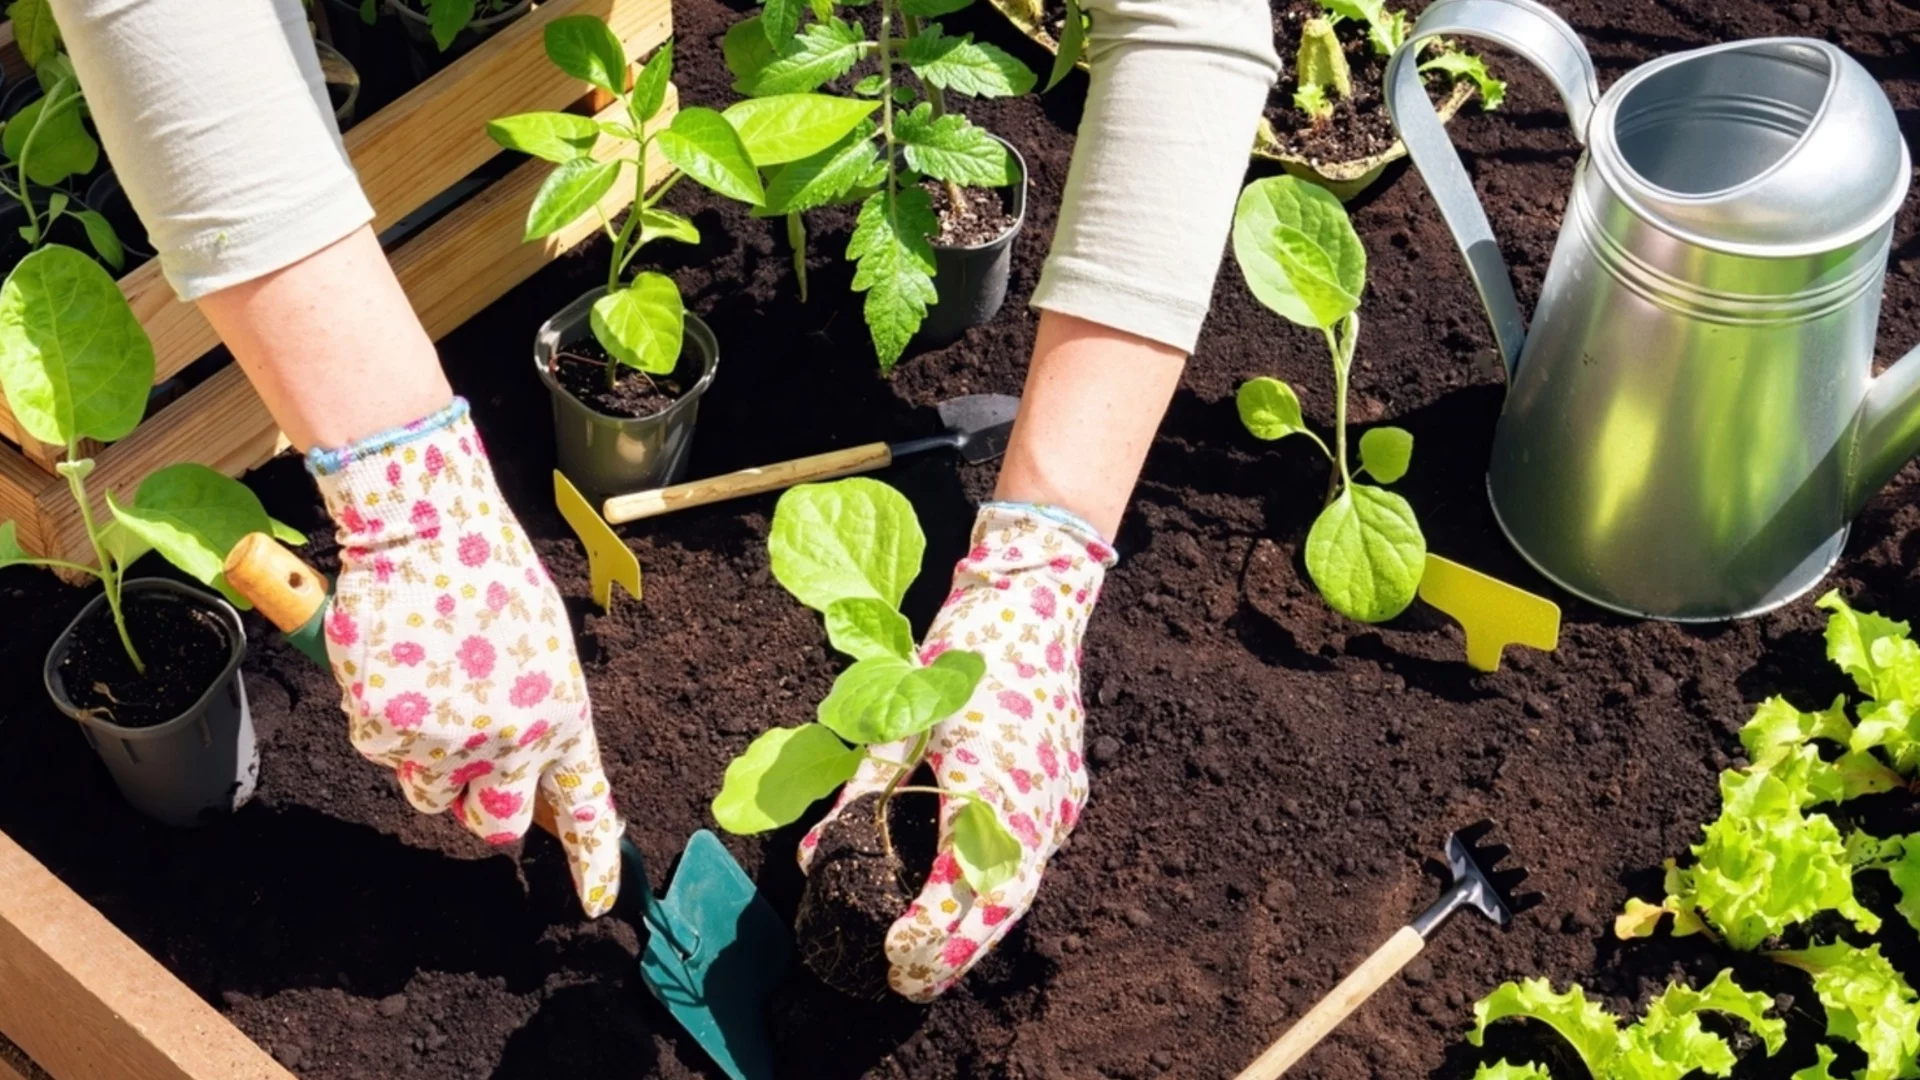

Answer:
[1383,0,1599,377]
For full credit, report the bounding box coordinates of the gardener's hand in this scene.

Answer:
[309,399,624,916]
[801,503,1116,1001]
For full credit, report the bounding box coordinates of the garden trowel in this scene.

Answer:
[222,534,790,1080]
[602,392,1019,523]
[1234,821,1540,1079]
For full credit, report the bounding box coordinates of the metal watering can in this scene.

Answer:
[1383,0,1920,620]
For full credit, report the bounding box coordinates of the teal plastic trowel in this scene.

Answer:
[223,533,790,1080]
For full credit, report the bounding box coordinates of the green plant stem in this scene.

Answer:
[887,785,981,804]
[12,78,66,252]
[874,728,932,860]
[786,211,809,303]
[64,462,142,674]
[1322,314,1358,506]
[878,0,897,209]
[9,556,101,578]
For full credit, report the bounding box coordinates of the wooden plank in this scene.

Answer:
[0,441,51,555]
[0,831,294,1080]
[0,0,673,449]
[0,1027,51,1080]
[28,92,674,565]
[0,22,28,87]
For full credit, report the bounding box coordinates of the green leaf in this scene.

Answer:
[657,108,765,206]
[72,210,124,273]
[901,29,1035,97]
[524,157,621,240]
[0,519,27,567]
[712,724,863,833]
[360,0,378,24]
[723,15,779,83]
[1305,484,1425,623]
[1232,175,1366,330]
[428,0,475,51]
[1818,590,1920,705]
[848,188,938,371]
[817,649,984,744]
[762,122,878,214]
[269,517,307,545]
[486,111,601,163]
[1295,83,1333,122]
[769,477,924,612]
[590,273,684,376]
[893,104,1018,186]
[853,74,885,96]
[1236,377,1309,441]
[1422,50,1507,110]
[631,40,674,123]
[761,0,803,47]
[108,464,283,607]
[544,15,627,96]
[0,246,154,447]
[8,0,59,69]
[1741,695,1855,768]
[1358,426,1413,483]
[4,90,100,187]
[721,94,877,167]
[951,799,1021,894]
[639,208,700,246]
[1772,944,1920,1080]
[1642,969,1787,1058]
[1791,1045,1840,1080]
[1046,0,1086,91]
[1472,1064,1554,1080]
[1470,980,1621,1076]
[737,17,866,96]
[1858,835,1920,939]
[824,597,914,660]
[900,0,973,13]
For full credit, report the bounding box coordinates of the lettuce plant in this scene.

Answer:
[491,21,877,389]
[0,247,300,672]
[723,0,1035,371]
[1465,971,1786,1080]
[1231,174,1425,623]
[1,1,123,270]
[1772,944,1920,1080]
[1291,0,1504,127]
[711,478,1020,894]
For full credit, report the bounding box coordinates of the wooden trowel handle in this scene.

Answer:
[223,532,569,843]
[1235,925,1425,1080]
[602,441,893,524]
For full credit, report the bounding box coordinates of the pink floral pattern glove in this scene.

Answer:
[310,399,624,916]
[800,503,1116,1001]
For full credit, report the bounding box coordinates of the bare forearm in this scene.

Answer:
[196,226,450,452]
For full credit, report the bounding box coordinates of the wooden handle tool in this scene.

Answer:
[1233,822,1539,1079]
[222,533,570,841]
[603,442,893,523]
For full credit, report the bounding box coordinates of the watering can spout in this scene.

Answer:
[1849,344,1920,518]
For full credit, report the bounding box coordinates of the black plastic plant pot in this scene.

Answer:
[534,287,720,502]
[384,0,532,67]
[44,579,259,828]
[916,134,1028,349]
[83,171,157,265]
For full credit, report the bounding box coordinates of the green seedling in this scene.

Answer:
[2,0,123,270]
[0,247,300,674]
[492,22,872,389]
[1291,0,1505,128]
[1772,945,1920,1080]
[711,478,1020,895]
[414,0,523,51]
[724,0,1035,371]
[1465,972,1786,1080]
[1231,174,1425,624]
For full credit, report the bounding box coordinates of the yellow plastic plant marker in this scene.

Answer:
[1418,554,1559,672]
[555,470,641,611]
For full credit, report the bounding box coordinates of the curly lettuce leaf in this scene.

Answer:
[1470,979,1620,1075]
[1772,944,1920,1080]
[1474,1064,1554,1080]
[1470,973,1781,1080]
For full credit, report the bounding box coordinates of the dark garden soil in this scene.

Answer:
[925,180,1020,248]
[2,0,1920,1077]
[1266,0,1431,165]
[56,591,235,729]
[553,338,698,419]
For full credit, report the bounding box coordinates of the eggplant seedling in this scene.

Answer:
[1232,174,1425,623]
[1,1,125,270]
[711,478,1019,897]
[0,247,300,671]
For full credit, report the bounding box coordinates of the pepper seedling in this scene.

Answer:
[1232,174,1426,624]
[490,20,876,389]
[712,478,1020,895]
[723,0,1035,370]
[0,247,301,672]
[1291,0,1505,127]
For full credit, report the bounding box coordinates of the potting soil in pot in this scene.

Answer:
[551,336,700,419]
[923,180,1019,248]
[0,0,1916,1077]
[59,591,236,728]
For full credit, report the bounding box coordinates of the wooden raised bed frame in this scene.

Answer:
[0,0,675,567]
[0,2,672,1075]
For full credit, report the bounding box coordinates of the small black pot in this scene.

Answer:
[916,135,1028,348]
[45,579,259,828]
[534,288,720,501]
[83,171,156,266]
[384,0,533,70]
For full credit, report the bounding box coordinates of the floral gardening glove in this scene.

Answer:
[309,399,624,916]
[800,502,1116,1001]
